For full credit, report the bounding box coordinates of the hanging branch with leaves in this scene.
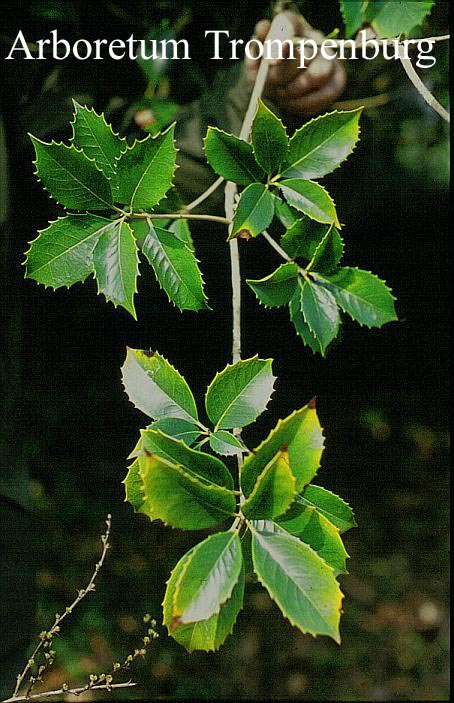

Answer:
[21,0,447,661]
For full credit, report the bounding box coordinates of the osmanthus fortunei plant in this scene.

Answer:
[22,0,444,660]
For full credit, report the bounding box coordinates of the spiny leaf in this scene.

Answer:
[147,418,200,446]
[93,219,139,318]
[204,127,265,185]
[250,523,343,643]
[209,430,247,457]
[289,288,323,355]
[140,428,234,489]
[140,221,208,312]
[24,214,111,289]
[205,357,276,431]
[229,183,275,240]
[70,101,126,179]
[307,225,344,273]
[301,278,340,354]
[251,99,289,175]
[139,453,236,529]
[30,135,113,210]
[281,217,332,262]
[277,502,349,575]
[313,267,398,328]
[121,348,198,422]
[246,262,299,308]
[241,401,324,496]
[163,548,244,652]
[173,531,242,623]
[242,450,296,520]
[114,124,176,209]
[280,179,340,227]
[281,109,362,180]
[299,485,357,534]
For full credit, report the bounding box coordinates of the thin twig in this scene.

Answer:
[262,230,292,262]
[398,48,450,123]
[3,681,136,703]
[183,176,225,213]
[133,211,231,225]
[13,516,112,698]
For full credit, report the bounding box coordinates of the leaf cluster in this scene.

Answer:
[25,101,207,317]
[205,102,396,355]
[122,349,356,651]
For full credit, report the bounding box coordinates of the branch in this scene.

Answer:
[12,515,112,699]
[398,48,450,123]
[3,681,136,703]
[133,212,231,225]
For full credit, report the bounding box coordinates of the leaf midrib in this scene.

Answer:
[254,531,337,632]
[45,144,112,208]
[214,364,268,430]
[176,533,238,618]
[283,119,352,176]
[30,219,114,275]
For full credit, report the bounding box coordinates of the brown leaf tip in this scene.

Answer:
[237,229,253,241]
[307,396,317,410]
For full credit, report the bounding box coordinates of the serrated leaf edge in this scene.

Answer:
[249,522,343,643]
[29,134,113,209]
[205,355,276,431]
[281,108,363,180]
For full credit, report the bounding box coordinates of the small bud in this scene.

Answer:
[62,683,69,691]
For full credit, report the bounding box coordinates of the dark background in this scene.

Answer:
[0,1,449,700]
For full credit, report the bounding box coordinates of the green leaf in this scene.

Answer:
[140,429,234,489]
[366,1,434,38]
[209,430,247,457]
[230,183,275,240]
[280,180,340,227]
[301,279,340,354]
[299,485,357,534]
[140,222,208,312]
[241,401,324,496]
[307,225,344,273]
[281,217,331,262]
[92,219,139,317]
[313,267,397,327]
[289,288,323,355]
[114,124,176,209]
[250,523,343,642]
[242,450,296,520]
[24,214,111,289]
[274,197,299,229]
[70,101,126,179]
[147,418,200,446]
[277,502,349,575]
[251,100,288,175]
[340,0,367,37]
[139,453,236,529]
[246,262,299,308]
[163,548,245,652]
[281,109,361,180]
[121,348,198,422]
[204,127,265,185]
[173,531,242,623]
[122,458,149,515]
[168,218,194,252]
[30,136,112,210]
[205,357,276,431]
